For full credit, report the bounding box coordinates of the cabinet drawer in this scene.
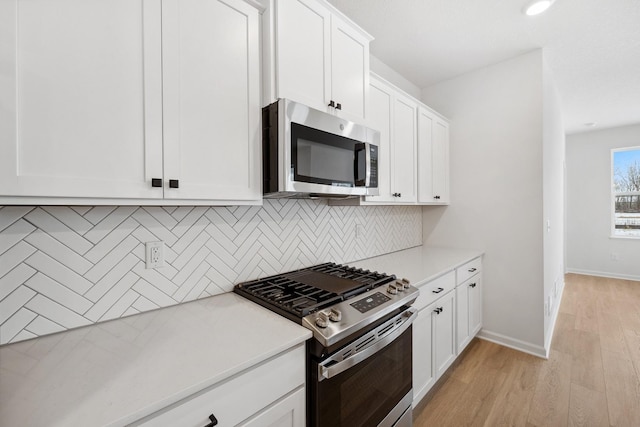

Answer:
[456,257,482,285]
[135,344,305,427]
[413,271,455,311]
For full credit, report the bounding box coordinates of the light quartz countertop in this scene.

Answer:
[0,292,311,427]
[0,245,481,427]
[351,246,483,287]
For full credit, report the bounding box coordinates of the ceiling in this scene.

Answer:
[328,0,640,134]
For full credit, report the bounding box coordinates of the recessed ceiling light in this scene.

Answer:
[523,0,556,16]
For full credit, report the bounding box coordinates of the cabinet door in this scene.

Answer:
[432,118,450,203]
[469,275,483,337]
[412,307,435,407]
[417,107,449,204]
[456,282,470,354]
[434,290,456,378]
[0,0,163,199]
[364,76,394,203]
[240,388,305,427]
[330,16,369,122]
[161,0,261,202]
[391,93,417,203]
[275,0,331,113]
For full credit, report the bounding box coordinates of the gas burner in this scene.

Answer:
[234,263,395,320]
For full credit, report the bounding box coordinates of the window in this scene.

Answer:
[612,147,640,237]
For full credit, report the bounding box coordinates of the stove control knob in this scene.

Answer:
[387,283,398,295]
[395,280,406,292]
[316,313,328,329]
[329,308,342,322]
[401,278,411,290]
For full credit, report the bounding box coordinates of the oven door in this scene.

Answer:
[309,308,416,427]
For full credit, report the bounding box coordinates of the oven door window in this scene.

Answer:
[311,326,412,427]
[291,122,362,187]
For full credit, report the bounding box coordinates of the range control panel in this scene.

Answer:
[350,292,391,313]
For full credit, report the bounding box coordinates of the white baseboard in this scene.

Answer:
[476,330,547,359]
[565,268,640,282]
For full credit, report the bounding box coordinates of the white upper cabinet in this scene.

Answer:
[418,107,450,204]
[362,76,394,203]
[263,0,371,123]
[391,92,418,203]
[0,0,261,205]
[161,0,261,202]
[329,15,369,122]
[0,0,163,200]
[361,74,416,204]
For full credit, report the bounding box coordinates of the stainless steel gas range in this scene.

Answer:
[234,262,419,427]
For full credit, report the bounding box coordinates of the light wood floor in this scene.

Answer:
[413,273,640,427]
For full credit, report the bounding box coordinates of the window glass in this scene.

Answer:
[613,147,640,237]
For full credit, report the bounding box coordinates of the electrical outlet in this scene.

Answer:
[145,241,164,269]
[544,300,549,317]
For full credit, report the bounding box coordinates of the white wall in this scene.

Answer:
[566,123,640,280]
[542,55,566,350]
[370,54,421,99]
[421,50,549,356]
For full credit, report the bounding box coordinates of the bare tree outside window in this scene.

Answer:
[613,147,640,237]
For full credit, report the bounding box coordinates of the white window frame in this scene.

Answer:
[611,146,640,239]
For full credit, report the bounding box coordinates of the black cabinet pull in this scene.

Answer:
[434,195,440,199]
[169,179,179,189]
[151,178,162,188]
[433,307,443,314]
[336,102,342,110]
[468,268,477,273]
[204,414,218,427]
[469,283,477,288]
[328,100,335,108]
[432,287,444,294]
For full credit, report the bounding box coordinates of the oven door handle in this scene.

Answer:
[318,308,417,381]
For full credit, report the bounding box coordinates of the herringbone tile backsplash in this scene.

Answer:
[0,201,421,345]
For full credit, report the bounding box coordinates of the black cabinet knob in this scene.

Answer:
[434,195,440,199]
[204,414,218,427]
[151,178,162,188]
[328,100,335,108]
[169,179,179,189]
[336,102,342,110]
[469,283,477,288]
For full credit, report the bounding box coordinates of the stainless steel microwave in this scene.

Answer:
[262,99,379,199]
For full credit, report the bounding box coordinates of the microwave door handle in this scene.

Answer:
[318,308,417,381]
[354,143,368,187]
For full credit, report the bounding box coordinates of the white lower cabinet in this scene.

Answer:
[412,301,435,406]
[132,344,305,427]
[456,257,483,353]
[239,388,305,427]
[412,256,483,408]
[433,290,456,379]
[412,271,455,406]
